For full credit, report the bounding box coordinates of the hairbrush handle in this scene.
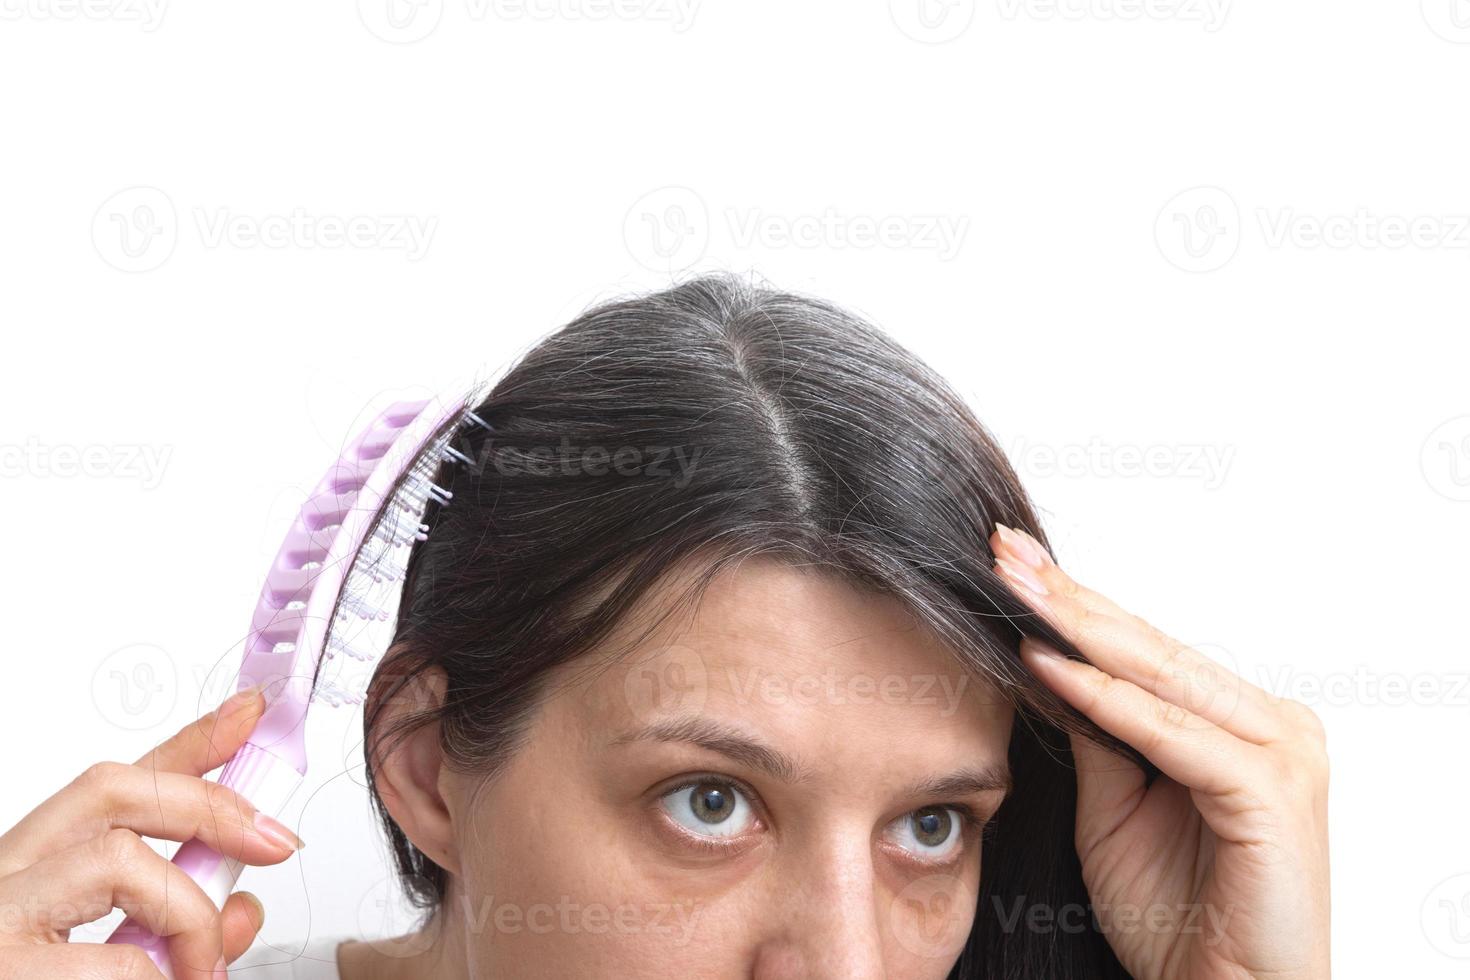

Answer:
[105,742,306,977]
[103,395,471,976]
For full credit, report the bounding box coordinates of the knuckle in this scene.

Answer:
[1283,698,1327,738]
[1129,611,1167,645]
[174,892,221,935]
[75,761,129,797]
[1154,696,1193,730]
[201,778,238,813]
[1081,669,1118,714]
[1154,644,1194,685]
[98,827,148,868]
[1070,603,1112,642]
[105,944,163,980]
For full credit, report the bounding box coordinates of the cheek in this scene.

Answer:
[453,819,733,976]
[453,794,980,980]
[449,748,724,973]
[881,864,980,972]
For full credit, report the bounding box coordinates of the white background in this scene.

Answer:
[2,1,1468,976]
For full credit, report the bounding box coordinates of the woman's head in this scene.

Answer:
[363,275,1134,978]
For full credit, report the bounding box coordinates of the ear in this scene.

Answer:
[367,657,462,876]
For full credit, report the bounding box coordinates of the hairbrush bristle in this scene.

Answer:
[310,409,481,708]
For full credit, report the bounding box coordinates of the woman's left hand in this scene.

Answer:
[991,525,1330,980]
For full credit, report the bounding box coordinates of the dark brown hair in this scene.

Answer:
[364,274,1142,978]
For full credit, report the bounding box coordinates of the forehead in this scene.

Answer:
[557,559,1013,769]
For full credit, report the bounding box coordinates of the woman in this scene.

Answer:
[0,276,1329,978]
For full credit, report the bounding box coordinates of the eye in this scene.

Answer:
[659,780,755,839]
[886,806,965,862]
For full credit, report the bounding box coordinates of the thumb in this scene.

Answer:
[222,891,267,965]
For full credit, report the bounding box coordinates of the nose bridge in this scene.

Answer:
[754,830,887,980]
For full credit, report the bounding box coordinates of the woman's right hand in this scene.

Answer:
[0,687,303,979]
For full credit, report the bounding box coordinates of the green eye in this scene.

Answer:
[889,806,964,861]
[911,807,953,847]
[661,780,753,838]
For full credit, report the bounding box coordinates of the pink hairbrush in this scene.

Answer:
[106,395,483,977]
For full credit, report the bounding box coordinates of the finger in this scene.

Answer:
[0,943,166,979]
[1020,637,1261,798]
[222,891,266,964]
[0,762,300,878]
[1064,731,1150,862]
[993,525,1128,617]
[136,686,267,775]
[0,829,226,980]
[992,526,1283,743]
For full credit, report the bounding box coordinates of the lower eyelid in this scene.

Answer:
[653,807,763,859]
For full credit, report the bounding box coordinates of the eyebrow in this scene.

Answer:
[610,716,1011,799]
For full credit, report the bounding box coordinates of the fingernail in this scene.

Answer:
[1013,526,1056,568]
[997,557,1049,597]
[239,890,266,929]
[227,684,265,710]
[1022,639,1067,662]
[215,955,229,979]
[253,811,304,851]
[998,525,1047,569]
